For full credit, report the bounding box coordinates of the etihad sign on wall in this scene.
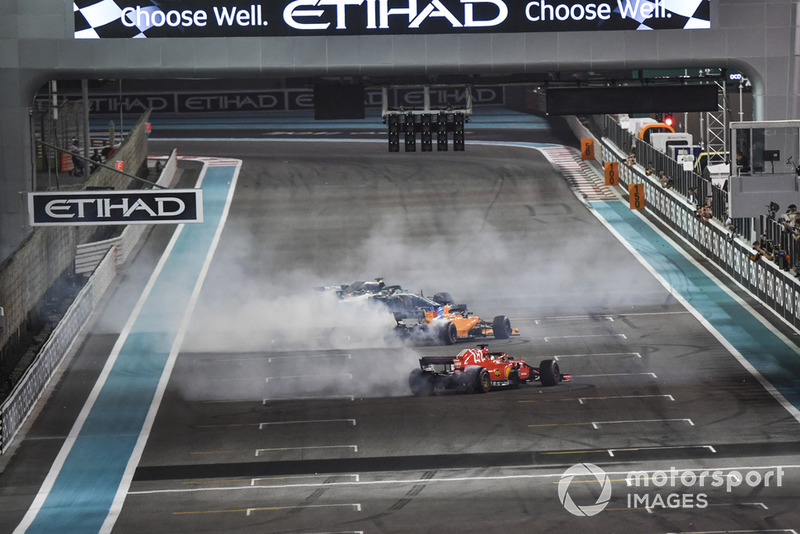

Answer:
[74,0,711,39]
[28,190,204,226]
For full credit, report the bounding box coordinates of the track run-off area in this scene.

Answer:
[3,119,800,533]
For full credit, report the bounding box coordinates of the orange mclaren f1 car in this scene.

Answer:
[319,279,519,345]
[375,290,520,345]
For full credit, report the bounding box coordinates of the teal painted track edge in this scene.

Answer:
[16,162,240,534]
[591,200,800,421]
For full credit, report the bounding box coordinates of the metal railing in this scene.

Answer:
[595,115,800,329]
[0,248,111,453]
[600,115,761,241]
[0,150,179,454]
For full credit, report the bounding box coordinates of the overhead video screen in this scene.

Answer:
[314,85,366,120]
[546,85,720,115]
[74,0,711,39]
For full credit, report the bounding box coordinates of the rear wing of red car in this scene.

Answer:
[419,356,456,367]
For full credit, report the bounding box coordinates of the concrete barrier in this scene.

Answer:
[0,148,179,453]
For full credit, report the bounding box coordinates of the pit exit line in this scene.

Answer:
[127,465,800,497]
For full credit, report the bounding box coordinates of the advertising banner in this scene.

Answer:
[33,86,504,114]
[75,0,710,39]
[28,189,203,226]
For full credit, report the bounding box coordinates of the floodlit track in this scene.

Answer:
[3,131,800,533]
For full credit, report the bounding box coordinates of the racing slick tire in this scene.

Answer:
[538,359,562,387]
[409,369,435,397]
[438,321,458,345]
[463,367,491,394]
[492,315,512,339]
[508,369,521,388]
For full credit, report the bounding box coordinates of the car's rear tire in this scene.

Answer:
[409,369,435,396]
[492,315,512,339]
[439,321,457,345]
[539,359,561,387]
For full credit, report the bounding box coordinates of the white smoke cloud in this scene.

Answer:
[174,146,667,401]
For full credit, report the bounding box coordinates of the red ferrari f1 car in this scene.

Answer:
[409,345,571,396]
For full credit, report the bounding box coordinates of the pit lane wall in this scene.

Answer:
[0,111,151,367]
[0,148,179,454]
[74,152,180,274]
[576,115,800,330]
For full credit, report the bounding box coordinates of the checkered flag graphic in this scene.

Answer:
[620,0,711,30]
[74,0,160,38]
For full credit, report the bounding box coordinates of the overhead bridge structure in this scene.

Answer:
[0,0,798,258]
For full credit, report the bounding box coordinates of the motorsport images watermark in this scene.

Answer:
[557,463,785,516]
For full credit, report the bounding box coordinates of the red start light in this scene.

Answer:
[664,115,674,127]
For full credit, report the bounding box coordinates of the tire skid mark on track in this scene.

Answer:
[132,442,800,483]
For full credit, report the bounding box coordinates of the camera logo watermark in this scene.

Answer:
[558,463,612,516]
[558,463,785,516]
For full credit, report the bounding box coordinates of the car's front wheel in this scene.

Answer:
[538,359,561,387]
[508,369,521,388]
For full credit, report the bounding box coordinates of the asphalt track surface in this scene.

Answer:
[3,121,800,533]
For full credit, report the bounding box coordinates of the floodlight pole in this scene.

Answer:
[82,79,90,179]
[738,79,744,122]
